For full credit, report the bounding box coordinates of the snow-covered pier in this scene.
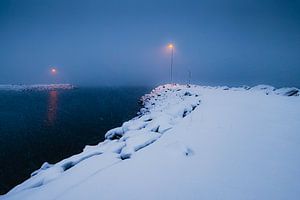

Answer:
[1,84,300,200]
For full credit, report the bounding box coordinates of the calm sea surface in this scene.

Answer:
[0,87,150,194]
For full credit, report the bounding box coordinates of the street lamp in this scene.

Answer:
[168,43,174,83]
[188,70,192,85]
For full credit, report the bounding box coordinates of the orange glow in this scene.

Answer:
[168,44,174,49]
[46,90,58,126]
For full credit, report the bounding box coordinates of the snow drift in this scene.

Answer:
[1,84,299,200]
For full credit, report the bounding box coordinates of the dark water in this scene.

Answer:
[0,87,149,194]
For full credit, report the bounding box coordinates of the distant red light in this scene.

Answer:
[51,68,57,74]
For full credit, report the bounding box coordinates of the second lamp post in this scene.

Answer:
[168,43,174,83]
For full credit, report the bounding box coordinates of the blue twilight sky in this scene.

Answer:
[0,0,299,87]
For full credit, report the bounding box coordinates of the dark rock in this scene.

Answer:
[184,92,192,96]
[285,89,299,96]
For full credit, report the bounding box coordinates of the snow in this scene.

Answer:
[120,130,161,159]
[0,84,74,91]
[1,84,300,200]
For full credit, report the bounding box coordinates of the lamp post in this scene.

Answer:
[168,43,174,83]
[188,70,191,85]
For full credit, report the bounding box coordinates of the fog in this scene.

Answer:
[0,0,299,87]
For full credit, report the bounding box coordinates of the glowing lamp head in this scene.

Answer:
[51,68,57,74]
[168,44,174,49]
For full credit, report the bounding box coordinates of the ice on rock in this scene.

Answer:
[101,141,126,154]
[145,115,173,133]
[120,129,147,141]
[275,87,299,96]
[105,127,124,140]
[31,162,53,176]
[250,85,276,95]
[84,140,125,154]
[250,84,275,90]
[248,85,300,96]
[121,119,148,132]
[120,131,161,159]
[138,114,153,122]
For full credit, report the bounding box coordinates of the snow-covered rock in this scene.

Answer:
[1,83,300,200]
[274,87,299,96]
[0,84,74,91]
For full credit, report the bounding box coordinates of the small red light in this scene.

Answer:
[51,68,57,74]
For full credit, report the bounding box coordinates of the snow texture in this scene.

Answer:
[1,84,300,200]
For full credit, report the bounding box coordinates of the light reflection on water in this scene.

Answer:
[0,87,150,194]
[46,90,58,125]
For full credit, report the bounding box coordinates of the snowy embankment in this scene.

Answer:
[1,84,300,200]
[0,84,74,91]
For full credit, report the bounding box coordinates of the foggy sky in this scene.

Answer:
[0,0,299,87]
